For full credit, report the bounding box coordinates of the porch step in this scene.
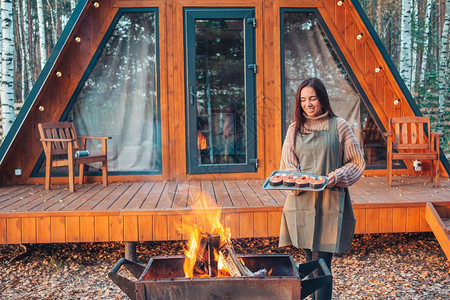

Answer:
[425,202,450,260]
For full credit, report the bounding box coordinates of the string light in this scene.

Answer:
[55,71,62,77]
[356,33,364,40]
[337,0,344,6]
[74,36,81,43]
[38,105,45,111]
[375,66,382,73]
[393,99,400,105]
[93,1,100,8]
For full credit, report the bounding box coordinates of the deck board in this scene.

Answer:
[70,183,115,211]
[109,182,145,210]
[213,181,233,207]
[224,180,248,208]
[141,181,166,209]
[247,180,277,206]
[59,184,107,211]
[125,181,155,210]
[1,176,449,244]
[93,182,132,210]
[157,181,177,209]
[200,181,216,204]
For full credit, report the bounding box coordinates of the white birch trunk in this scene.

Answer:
[22,0,33,91]
[437,0,449,135]
[400,0,413,90]
[45,0,57,44]
[410,0,418,92]
[37,0,46,69]
[419,0,432,91]
[17,0,26,102]
[1,0,15,138]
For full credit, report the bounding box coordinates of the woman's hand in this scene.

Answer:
[326,172,336,188]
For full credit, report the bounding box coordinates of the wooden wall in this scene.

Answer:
[1,0,445,187]
[2,204,444,244]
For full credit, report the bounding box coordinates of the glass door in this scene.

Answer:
[185,8,257,174]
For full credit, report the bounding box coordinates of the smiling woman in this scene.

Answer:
[300,86,322,117]
[279,77,365,300]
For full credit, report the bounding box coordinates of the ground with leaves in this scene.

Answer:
[0,233,449,299]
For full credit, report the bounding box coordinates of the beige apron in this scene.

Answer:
[279,117,356,253]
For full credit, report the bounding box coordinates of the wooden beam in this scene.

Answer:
[425,202,450,260]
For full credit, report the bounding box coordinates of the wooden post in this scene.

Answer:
[125,242,137,262]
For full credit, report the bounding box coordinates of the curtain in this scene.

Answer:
[284,12,362,144]
[67,12,160,172]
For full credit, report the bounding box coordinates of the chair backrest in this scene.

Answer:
[38,122,80,156]
[388,116,431,151]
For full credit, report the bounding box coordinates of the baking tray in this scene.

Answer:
[262,170,328,192]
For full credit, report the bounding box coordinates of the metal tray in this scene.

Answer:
[262,170,328,192]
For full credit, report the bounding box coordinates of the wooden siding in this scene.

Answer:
[1,176,450,245]
[1,0,449,187]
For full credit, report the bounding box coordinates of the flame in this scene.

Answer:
[180,190,232,277]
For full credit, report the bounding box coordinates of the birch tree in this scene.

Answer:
[400,0,413,90]
[419,0,432,96]
[22,0,33,93]
[437,0,449,135]
[1,0,15,138]
[37,0,47,69]
[16,0,26,102]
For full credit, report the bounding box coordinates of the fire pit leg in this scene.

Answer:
[297,258,332,299]
[125,242,137,262]
[108,258,145,300]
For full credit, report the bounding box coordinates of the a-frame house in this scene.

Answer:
[0,0,449,247]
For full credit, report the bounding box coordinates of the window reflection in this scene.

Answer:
[194,19,246,165]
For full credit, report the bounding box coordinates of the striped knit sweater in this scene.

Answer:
[280,112,366,188]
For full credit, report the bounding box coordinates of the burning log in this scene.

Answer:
[220,244,255,277]
[208,234,220,277]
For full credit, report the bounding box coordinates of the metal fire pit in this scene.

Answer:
[109,254,331,300]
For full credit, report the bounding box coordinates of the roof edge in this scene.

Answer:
[0,0,90,165]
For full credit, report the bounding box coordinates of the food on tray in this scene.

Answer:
[295,174,310,188]
[269,174,283,186]
[309,176,326,189]
[283,173,297,186]
[265,171,327,191]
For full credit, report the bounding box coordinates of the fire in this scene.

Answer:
[179,190,232,278]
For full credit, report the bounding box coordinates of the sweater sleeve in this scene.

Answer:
[280,123,301,172]
[333,118,366,188]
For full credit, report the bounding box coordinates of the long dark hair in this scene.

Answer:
[293,77,336,144]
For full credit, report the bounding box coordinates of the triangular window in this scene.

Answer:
[281,9,390,168]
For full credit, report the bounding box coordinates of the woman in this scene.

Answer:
[279,77,365,299]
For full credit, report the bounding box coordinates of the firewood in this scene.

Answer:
[220,245,254,277]
[208,234,220,277]
[193,233,209,276]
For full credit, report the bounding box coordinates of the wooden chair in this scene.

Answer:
[383,116,443,187]
[38,122,111,192]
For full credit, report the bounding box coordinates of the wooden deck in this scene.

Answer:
[1,176,449,245]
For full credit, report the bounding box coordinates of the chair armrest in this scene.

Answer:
[40,138,76,142]
[382,132,392,137]
[78,136,112,140]
[431,132,444,137]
